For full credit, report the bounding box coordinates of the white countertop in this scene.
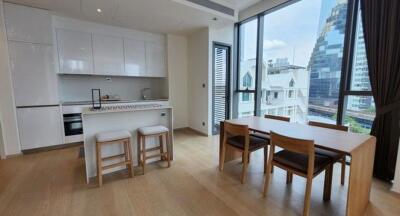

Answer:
[82,103,172,115]
[62,99,169,106]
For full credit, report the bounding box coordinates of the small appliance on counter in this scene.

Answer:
[101,94,121,102]
[91,89,101,109]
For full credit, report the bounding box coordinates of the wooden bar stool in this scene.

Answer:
[95,130,133,186]
[137,125,170,174]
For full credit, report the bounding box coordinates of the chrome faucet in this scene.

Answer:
[141,88,151,100]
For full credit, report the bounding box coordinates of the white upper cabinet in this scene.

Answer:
[124,38,146,76]
[8,42,59,106]
[4,3,52,44]
[92,34,124,76]
[56,28,93,75]
[145,42,167,77]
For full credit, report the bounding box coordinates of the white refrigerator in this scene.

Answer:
[9,42,63,150]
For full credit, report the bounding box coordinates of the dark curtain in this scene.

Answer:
[360,0,400,180]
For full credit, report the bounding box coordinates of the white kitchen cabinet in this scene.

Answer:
[124,38,146,76]
[92,34,124,76]
[17,106,63,150]
[4,3,52,44]
[56,28,93,75]
[145,42,167,77]
[8,41,59,107]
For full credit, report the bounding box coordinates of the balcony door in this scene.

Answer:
[212,42,231,135]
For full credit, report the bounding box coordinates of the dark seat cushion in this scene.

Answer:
[250,132,270,141]
[315,148,344,161]
[227,135,268,151]
[274,150,333,175]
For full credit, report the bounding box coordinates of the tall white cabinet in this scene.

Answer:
[3,3,52,44]
[56,28,93,75]
[4,3,63,150]
[8,42,59,107]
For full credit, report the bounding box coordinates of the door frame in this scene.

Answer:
[212,42,231,135]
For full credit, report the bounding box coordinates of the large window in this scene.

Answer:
[342,3,374,133]
[234,0,375,134]
[260,0,348,123]
[237,18,258,117]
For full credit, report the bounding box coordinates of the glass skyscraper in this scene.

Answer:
[308,0,347,110]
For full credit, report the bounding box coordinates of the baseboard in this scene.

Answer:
[22,142,82,154]
[5,152,23,159]
[187,128,209,136]
[391,184,400,194]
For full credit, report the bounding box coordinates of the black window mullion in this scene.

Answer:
[337,0,358,125]
[255,15,264,116]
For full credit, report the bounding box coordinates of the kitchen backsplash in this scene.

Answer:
[58,75,168,102]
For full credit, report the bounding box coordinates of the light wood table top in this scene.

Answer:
[226,116,375,155]
[223,116,377,215]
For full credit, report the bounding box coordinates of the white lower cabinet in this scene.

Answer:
[17,106,63,150]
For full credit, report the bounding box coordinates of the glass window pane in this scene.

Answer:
[343,95,375,134]
[238,19,258,91]
[238,93,255,117]
[261,0,348,123]
[350,4,371,91]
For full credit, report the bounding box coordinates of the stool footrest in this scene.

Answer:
[145,153,167,160]
[143,146,161,153]
[102,153,126,161]
[103,161,132,170]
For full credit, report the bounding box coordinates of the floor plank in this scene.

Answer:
[0,129,399,216]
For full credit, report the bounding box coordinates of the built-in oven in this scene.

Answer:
[63,113,83,137]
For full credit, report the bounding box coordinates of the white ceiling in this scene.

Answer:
[216,0,262,11]
[4,0,261,35]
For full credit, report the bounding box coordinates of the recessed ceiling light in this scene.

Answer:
[97,8,102,13]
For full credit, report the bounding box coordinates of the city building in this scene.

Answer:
[261,58,310,123]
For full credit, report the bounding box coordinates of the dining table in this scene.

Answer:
[219,116,376,216]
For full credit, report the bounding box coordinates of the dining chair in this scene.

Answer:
[308,121,348,185]
[263,131,334,216]
[251,114,290,140]
[219,121,269,184]
[251,114,290,173]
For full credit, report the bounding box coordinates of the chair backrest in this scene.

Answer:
[265,114,290,122]
[308,121,348,132]
[270,131,314,155]
[223,121,249,137]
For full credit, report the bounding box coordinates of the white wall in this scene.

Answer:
[58,75,168,102]
[0,1,20,158]
[239,0,288,21]
[187,28,210,134]
[167,34,189,129]
[392,138,400,194]
[0,121,4,158]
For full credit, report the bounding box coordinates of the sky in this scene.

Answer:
[241,0,341,67]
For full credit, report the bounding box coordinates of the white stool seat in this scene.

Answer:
[96,130,131,142]
[138,125,169,135]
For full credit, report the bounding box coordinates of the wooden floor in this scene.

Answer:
[0,129,399,216]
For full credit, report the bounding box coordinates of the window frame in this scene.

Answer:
[233,0,374,129]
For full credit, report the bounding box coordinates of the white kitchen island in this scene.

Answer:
[82,103,173,184]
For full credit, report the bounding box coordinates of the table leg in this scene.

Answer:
[346,137,376,215]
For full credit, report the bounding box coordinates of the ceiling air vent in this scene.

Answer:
[186,0,235,16]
